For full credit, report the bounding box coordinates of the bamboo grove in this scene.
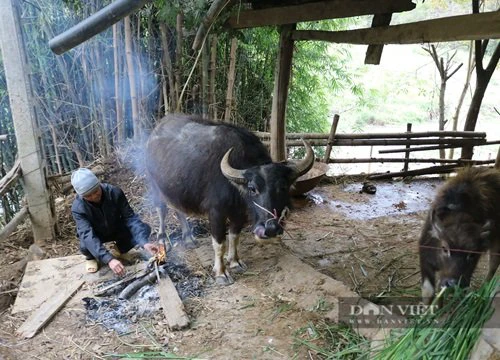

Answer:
[0,0,357,223]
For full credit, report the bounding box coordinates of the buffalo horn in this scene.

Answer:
[220,148,247,184]
[288,140,315,178]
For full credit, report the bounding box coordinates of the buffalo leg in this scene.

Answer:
[486,240,500,281]
[210,212,233,285]
[227,231,247,273]
[175,211,198,248]
[420,247,437,305]
[156,204,171,250]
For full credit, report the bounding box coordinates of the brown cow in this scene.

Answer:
[419,166,500,304]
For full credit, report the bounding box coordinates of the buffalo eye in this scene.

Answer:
[442,247,451,258]
[248,183,258,195]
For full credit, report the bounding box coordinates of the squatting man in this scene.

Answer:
[70,168,159,276]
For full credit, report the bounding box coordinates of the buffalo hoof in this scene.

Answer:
[183,236,199,249]
[157,233,167,241]
[229,260,247,273]
[215,272,234,286]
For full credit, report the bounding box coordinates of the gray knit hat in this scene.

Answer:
[71,168,100,196]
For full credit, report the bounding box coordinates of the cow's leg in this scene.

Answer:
[227,220,247,273]
[210,212,233,285]
[175,210,198,248]
[486,239,500,281]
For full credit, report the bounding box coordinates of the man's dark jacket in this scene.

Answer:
[71,183,150,264]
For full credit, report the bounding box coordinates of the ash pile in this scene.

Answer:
[82,220,208,334]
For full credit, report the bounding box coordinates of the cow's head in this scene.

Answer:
[430,207,491,289]
[220,140,314,241]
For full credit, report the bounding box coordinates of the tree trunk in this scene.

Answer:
[224,38,238,123]
[124,16,140,141]
[113,22,125,144]
[438,79,446,159]
[461,44,500,159]
[461,1,500,159]
[449,41,474,159]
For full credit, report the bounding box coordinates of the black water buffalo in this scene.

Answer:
[145,114,314,285]
[419,166,500,304]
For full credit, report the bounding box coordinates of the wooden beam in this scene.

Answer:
[365,13,392,65]
[157,275,190,330]
[16,280,84,338]
[292,11,500,44]
[227,0,415,29]
[270,24,295,162]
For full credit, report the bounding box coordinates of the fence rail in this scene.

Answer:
[254,116,497,179]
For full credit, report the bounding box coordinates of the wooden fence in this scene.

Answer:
[0,158,28,241]
[255,115,499,180]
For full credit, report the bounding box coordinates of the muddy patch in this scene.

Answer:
[311,179,440,220]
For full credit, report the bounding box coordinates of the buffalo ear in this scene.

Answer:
[429,209,444,238]
[480,220,492,240]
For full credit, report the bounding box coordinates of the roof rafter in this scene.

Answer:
[227,0,415,29]
[291,11,500,44]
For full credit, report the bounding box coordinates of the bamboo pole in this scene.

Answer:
[0,158,21,197]
[124,15,139,140]
[367,164,463,180]
[49,125,62,174]
[379,140,499,154]
[0,206,28,242]
[327,158,494,165]
[224,38,238,123]
[113,22,125,143]
[209,34,217,120]
[323,114,339,163]
[254,130,486,140]
[0,135,7,141]
[263,138,485,147]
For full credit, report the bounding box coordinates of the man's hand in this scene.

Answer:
[108,258,126,276]
[143,242,160,255]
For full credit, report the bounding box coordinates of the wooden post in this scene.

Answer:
[495,146,500,169]
[270,24,296,162]
[0,0,56,244]
[403,123,412,172]
[323,114,339,163]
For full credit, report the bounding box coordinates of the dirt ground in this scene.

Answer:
[0,159,492,359]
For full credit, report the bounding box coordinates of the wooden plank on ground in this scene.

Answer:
[157,275,190,330]
[16,280,84,338]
